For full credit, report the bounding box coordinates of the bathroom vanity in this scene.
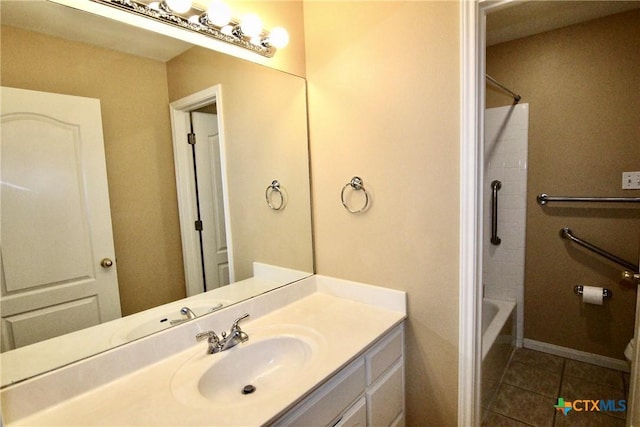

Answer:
[274,324,404,427]
[0,275,406,426]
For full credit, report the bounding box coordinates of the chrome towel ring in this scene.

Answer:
[341,176,370,213]
[265,180,285,211]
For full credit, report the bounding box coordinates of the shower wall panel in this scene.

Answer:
[483,104,529,344]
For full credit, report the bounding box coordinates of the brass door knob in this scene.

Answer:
[100,258,114,268]
[622,270,640,284]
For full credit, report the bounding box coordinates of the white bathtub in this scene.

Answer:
[482,298,515,360]
[481,298,516,412]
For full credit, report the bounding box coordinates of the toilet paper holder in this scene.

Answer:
[574,285,612,299]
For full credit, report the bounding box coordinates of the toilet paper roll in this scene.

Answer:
[582,285,604,305]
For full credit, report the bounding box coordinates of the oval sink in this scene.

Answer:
[171,325,324,409]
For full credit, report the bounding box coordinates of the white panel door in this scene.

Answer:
[0,87,121,351]
[192,112,229,291]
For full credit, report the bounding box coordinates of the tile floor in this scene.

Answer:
[482,348,630,426]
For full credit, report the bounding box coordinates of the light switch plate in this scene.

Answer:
[622,171,640,189]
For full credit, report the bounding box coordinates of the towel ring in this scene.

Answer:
[341,176,370,213]
[265,180,285,211]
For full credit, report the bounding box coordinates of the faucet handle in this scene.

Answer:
[231,313,250,331]
[196,331,219,343]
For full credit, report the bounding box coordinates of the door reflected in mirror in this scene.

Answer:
[0,0,313,387]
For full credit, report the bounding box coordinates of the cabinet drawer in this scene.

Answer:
[367,360,404,427]
[274,358,365,427]
[366,326,403,385]
[332,396,366,427]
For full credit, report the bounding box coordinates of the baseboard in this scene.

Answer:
[523,339,630,373]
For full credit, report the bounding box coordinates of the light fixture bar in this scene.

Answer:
[89,0,277,57]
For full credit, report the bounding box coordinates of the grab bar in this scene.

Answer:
[490,180,502,245]
[560,228,638,271]
[538,193,640,205]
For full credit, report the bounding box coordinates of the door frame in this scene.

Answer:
[458,1,514,425]
[169,85,234,297]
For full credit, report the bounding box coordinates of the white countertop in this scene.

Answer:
[2,275,406,426]
[1,262,309,388]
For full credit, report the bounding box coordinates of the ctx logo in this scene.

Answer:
[554,398,627,416]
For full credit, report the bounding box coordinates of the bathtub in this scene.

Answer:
[481,298,516,413]
[482,298,515,360]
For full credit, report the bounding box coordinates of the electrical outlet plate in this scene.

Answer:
[622,171,640,190]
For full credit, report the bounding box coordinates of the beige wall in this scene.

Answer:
[304,2,460,425]
[165,47,314,280]
[1,26,186,316]
[225,0,307,77]
[487,10,640,359]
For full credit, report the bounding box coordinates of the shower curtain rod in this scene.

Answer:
[486,74,521,104]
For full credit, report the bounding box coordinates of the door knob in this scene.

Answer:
[100,258,114,268]
[622,270,640,284]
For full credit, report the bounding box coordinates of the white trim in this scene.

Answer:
[523,339,630,373]
[629,285,640,425]
[169,85,235,297]
[460,2,529,424]
[458,1,481,426]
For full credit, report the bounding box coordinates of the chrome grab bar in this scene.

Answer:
[538,193,640,205]
[490,180,502,246]
[560,228,638,272]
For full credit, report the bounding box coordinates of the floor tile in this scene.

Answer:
[502,360,562,398]
[553,410,626,427]
[482,411,534,427]
[490,383,556,427]
[492,348,629,426]
[482,375,500,410]
[510,348,564,374]
[560,375,627,420]
[564,359,625,390]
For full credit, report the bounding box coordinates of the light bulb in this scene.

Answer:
[268,26,289,49]
[148,2,161,10]
[240,14,263,38]
[206,1,232,27]
[165,0,192,13]
[221,25,234,36]
[249,36,262,46]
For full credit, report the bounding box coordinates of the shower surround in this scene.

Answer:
[483,103,529,345]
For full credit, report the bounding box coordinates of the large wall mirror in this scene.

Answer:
[0,0,313,386]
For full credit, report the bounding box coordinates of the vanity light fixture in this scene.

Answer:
[164,0,192,14]
[90,0,290,57]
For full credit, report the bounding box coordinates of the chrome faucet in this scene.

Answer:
[181,307,198,319]
[196,313,250,354]
[169,306,198,325]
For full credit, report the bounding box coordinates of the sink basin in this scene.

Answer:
[171,325,324,409]
[110,303,226,344]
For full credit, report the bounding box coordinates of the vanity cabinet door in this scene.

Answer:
[272,324,405,427]
[366,360,404,427]
[333,397,367,427]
